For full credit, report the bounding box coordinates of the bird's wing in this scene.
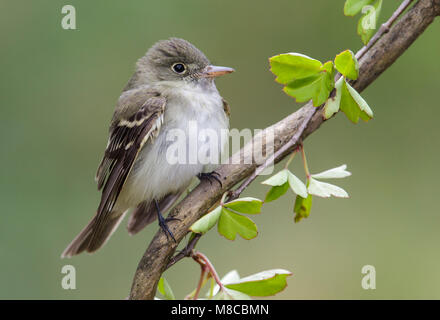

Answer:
[222,98,231,118]
[92,92,166,242]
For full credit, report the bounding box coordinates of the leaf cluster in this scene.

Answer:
[270,49,373,123]
[344,0,383,44]
[263,164,351,223]
[158,269,293,300]
[190,197,262,240]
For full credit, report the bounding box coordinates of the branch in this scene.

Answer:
[228,107,317,202]
[355,0,414,60]
[129,0,440,300]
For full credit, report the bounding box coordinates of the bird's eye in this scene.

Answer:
[172,63,186,74]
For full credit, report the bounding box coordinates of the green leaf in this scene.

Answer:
[308,177,349,198]
[284,74,322,103]
[360,110,372,122]
[261,169,288,186]
[264,182,289,203]
[264,169,307,199]
[211,270,241,297]
[223,197,263,214]
[269,53,322,84]
[213,288,251,300]
[284,64,334,107]
[225,289,252,300]
[218,208,258,240]
[334,50,359,80]
[345,81,373,119]
[357,0,382,45]
[324,77,344,119]
[158,277,175,300]
[321,60,334,74]
[190,206,222,234]
[213,290,232,300]
[344,0,374,16]
[211,271,252,300]
[294,194,312,223]
[311,164,351,179]
[339,79,361,123]
[339,79,373,123]
[286,171,308,198]
[225,269,292,297]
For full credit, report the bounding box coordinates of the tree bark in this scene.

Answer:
[129,0,440,300]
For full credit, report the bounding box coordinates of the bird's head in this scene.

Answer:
[129,38,234,88]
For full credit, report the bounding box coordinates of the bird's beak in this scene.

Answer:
[201,65,235,78]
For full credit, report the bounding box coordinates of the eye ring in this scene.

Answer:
[172,63,187,74]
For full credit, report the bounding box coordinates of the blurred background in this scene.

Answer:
[1,0,439,299]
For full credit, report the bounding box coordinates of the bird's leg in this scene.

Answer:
[155,200,177,242]
[197,171,222,187]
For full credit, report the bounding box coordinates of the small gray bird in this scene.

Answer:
[62,38,233,257]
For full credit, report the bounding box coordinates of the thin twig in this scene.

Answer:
[356,0,414,60]
[192,251,225,291]
[165,233,201,270]
[300,144,310,179]
[186,251,231,299]
[191,265,207,300]
[284,149,297,169]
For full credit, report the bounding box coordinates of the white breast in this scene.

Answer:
[121,81,229,207]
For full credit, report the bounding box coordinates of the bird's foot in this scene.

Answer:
[158,213,177,243]
[155,200,177,243]
[197,171,222,187]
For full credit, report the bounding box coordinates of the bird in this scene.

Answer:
[62,38,234,258]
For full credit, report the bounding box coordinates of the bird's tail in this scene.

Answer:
[61,211,126,258]
[127,192,182,235]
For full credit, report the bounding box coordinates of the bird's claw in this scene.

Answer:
[197,171,222,187]
[155,200,177,243]
[158,214,177,243]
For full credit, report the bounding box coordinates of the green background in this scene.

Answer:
[1,0,439,299]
